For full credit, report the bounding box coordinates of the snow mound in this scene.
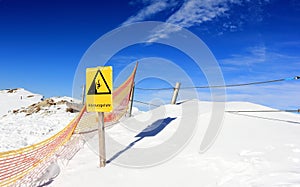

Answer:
[0,89,78,152]
[52,100,300,187]
[0,88,43,117]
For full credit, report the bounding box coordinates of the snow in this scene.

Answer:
[51,100,300,187]
[0,88,43,117]
[0,89,77,151]
[1,89,300,186]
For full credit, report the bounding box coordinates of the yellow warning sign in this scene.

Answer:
[86,66,113,112]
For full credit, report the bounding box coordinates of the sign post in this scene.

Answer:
[86,66,113,168]
[97,112,106,167]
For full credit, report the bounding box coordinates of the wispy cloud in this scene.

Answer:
[124,0,239,27]
[147,0,240,42]
[120,0,300,110]
[220,44,300,67]
[122,0,270,41]
[166,0,233,28]
[122,0,179,26]
[220,45,267,66]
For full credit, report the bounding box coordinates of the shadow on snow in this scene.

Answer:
[107,117,176,163]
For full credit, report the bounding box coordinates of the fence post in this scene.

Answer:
[81,84,85,105]
[98,112,106,167]
[171,82,181,104]
[128,83,135,117]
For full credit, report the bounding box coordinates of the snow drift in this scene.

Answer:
[52,100,300,187]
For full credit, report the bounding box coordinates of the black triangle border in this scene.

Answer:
[87,69,112,95]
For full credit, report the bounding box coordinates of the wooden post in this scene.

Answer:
[128,84,135,117]
[81,84,85,105]
[171,82,181,104]
[98,112,106,167]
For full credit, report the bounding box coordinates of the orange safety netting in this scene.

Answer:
[0,64,137,186]
[0,108,85,186]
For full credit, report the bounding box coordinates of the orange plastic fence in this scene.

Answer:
[0,107,85,186]
[0,64,137,186]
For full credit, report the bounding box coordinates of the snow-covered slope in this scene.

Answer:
[1,90,299,186]
[0,88,43,117]
[0,89,78,151]
[51,100,300,187]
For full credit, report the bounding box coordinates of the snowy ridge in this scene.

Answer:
[0,89,78,152]
[0,88,43,117]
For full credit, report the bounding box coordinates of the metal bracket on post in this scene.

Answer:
[128,83,135,117]
[171,82,181,104]
[98,112,106,167]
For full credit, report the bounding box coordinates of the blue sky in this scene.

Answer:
[0,0,299,109]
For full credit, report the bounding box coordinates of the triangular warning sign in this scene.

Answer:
[87,69,111,95]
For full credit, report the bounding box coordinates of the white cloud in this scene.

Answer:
[123,0,244,41]
[220,45,267,66]
[166,0,232,28]
[220,44,300,68]
[122,0,178,26]
[146,0,238,42]
[120,0,300,110]
[122,0,272,41]
[125,0,242,27]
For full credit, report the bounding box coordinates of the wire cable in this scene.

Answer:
[135,76,300,91]
[182,78,285,89]
[135,87,174,91]
[132,100,160,107]
[226,109,300,113]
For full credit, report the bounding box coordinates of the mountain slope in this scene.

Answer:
[0,88,78,151]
